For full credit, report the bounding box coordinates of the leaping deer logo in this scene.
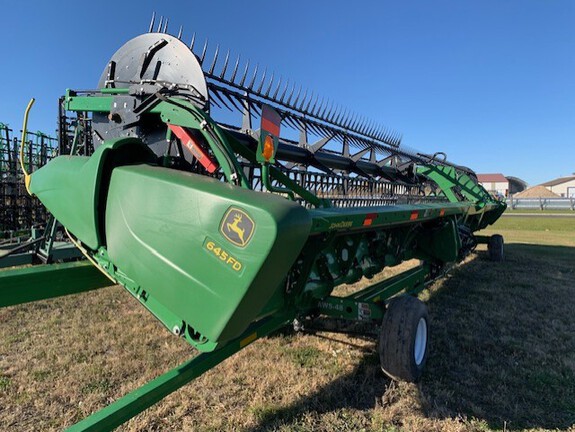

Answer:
[221,208,254,247]
[226,213,246,246]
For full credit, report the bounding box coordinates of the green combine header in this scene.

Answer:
[0,15,505,431]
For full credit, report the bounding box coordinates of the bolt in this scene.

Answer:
[172,325,180,336]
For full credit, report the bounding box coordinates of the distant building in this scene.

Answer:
[540,175,575,198]
[477,173,509,197]
[505,176,528,195]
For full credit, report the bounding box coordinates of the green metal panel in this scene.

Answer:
[104,164,312,347]
[0,261,112,307]
[29,137,156,250]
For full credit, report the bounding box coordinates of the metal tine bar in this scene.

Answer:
[240,96,260,117]
[230,55,240,83]
[177,26,183,39]
[211,89,234,112]
[189,33,196,51]
[306,121,324,137]
[200,39,209,65]
[272,77,283,99]
[149,12,156,33]
[285,83,296,106]
[292,85,303,108]
[249,100,262,117]
[284,116,300,130]
[209,94,223,109]
[279,80,290,104]
[219,50,231,79]
[264,72,275,97]
[248,64,259,89]
[163,18,169,33]
[256,68,267,94]
[222,91,245,112]
[208,45,220,75]
[157,16,163,33]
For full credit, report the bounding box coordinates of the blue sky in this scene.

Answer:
[1,1,573,185]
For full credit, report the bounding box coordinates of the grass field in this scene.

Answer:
[1,216,574,431]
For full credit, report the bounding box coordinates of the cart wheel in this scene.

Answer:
[488,234,504,262]
[378,295,429,382]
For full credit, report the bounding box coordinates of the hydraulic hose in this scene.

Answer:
[20,98,35,194]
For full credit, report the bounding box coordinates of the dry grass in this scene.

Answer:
[1,216,574,431]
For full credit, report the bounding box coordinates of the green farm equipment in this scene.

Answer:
[0,15,506,431]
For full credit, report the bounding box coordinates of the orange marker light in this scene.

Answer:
[262,135,275,161]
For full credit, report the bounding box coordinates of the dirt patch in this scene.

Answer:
[513,185,559,198]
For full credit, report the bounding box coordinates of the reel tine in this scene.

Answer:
[256,67,267,94]
[298,88,308,110]
[163,17,169,33]
[279,79,289,103]
[177,25,183,39]
[156,16,163,33]
[285,83,296,106]
[292,85,303,108]
[313,97,324,116]
[248,64,259,89]
[264,72,275,97]
[189,32,196,51]
[320,99,331,119]
[200,38,209,65]
[272,76,283,99]
[219,49,230,79]
[304,91,315,113]
[230,55,240,83]
[223,91,245,112]
[238,59,250,87]
[148,12,156,33]
[208,45,220,75]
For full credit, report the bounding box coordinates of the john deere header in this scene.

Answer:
[2,14,505,431]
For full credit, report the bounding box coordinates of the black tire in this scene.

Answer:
[378,295,429,382]
[488,234,504,262]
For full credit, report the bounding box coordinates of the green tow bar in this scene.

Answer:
[65,315,290,432]
[0,261,112,307]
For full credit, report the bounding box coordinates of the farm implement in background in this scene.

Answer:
[0,15,506,431]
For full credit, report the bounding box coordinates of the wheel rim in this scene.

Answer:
[414,317,427,366]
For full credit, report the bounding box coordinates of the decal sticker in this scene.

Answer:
[204,239,243,272]
[220,207,255,247]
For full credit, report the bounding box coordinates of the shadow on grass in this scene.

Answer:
[251,243,575,431]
